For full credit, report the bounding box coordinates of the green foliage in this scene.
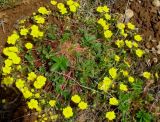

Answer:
[136,110,153,122]
[50,55,69,71]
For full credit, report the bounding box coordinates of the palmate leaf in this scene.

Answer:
[50,55,69,72]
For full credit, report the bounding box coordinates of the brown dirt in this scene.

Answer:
[112,0,160,57]
[0,0,49,53]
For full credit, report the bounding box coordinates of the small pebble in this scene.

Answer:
[152,0,160,7]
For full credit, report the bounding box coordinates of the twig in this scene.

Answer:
[0,19,5,33]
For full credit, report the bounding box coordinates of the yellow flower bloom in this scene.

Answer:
[135,49,144,58]
[22,88,33,99]
[34,15,45,24]
[20,28,28,36]
[27,72,37,81]
[96,6,103,13]
[117,23,125,30]
[25,42,33,49]
[120,29,128,37]
[35,93,40,98]
[60,8,68,14]
[15,79,25,89]
[69,5,77,12]
[125,40,132,48]
[4,59,13,67]
[103,6,109,13]
[128,76,135,83]
[7,33,20,45]
[2,66,11,75]
[71,95,81,103]
[104,30,113,39]
[133,41,139,47]
[127,22,135,30]
[115,40,124,48]
[109,97,119,106]
[27,99,39,110]
[67,0,74,6]
[106,111,116,120]
[104,13,111,20]
[62,106,73,119]
[57,3,65,9]
[8,53,21,64]
[97,18,106,27]
[34,75,47,89]
[122,70,129,77]
[2,77,14,85]
[120,83,128,91]
[38,7,50,15]
[114,55,120,62]
[30,25,44,38]
[134,34,142,42]
[8,46,19,53]
[49,100,56,107]
[78,101,88,110]
[98,77,112,92]
[109,67,117,79]
[143,72,151,79]
[51,0,57,5]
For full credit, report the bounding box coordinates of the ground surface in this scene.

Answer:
[0,0,160,121]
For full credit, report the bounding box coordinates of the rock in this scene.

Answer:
[125,9,134,22]
[152,0,160,7]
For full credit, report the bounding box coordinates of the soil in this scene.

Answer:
[0,0,50,53]
[112,0,160,58]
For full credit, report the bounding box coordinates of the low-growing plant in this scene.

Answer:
[0,0,159,121]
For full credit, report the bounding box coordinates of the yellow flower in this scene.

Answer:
[62,106,73,119]
[133,42,138,47]
[4,59,13,67]
[97,18,106,27]
[38,7,50,15]
[34,75,47,89]
[96,6,103,13]
[115,40,124,48]
[7,33,20,45]
[27,99,39,110]
[104,30,113,39]
[20,28,28,36]
[114,55,120,62]
[2,66,11,75]
[35,93,40,98]
[69,5,77,12]
[109,67,117,79]
[67,0,74,6]
[60,8,68,14]
[104,13,111,20]
[122,70,129,77]
[25,42,33,49]
[2,77,14,85]
[106,111,116,120]
[57,3,65,9]
[98,77,112,92]
[134,34,142,42]
[49,100,56,107]
[109,97,119,106]
[22,88,33,99]
[51,0,57,5]
[143,72,151,79]
[103,6,109,13]
[78,101,88,110]
[15,79,25,89]
[125,40,132,48]
[117,23,125,30]
[71,95,81,103]
[135,49,144,58]
[128,76,135,83]
[8,46,19,53]
[34,15,45,24]
[127,22,135,30]
[120,83,128,91]
[8,53,21,64]
[30,25,44,38]
[27,72,37,81]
